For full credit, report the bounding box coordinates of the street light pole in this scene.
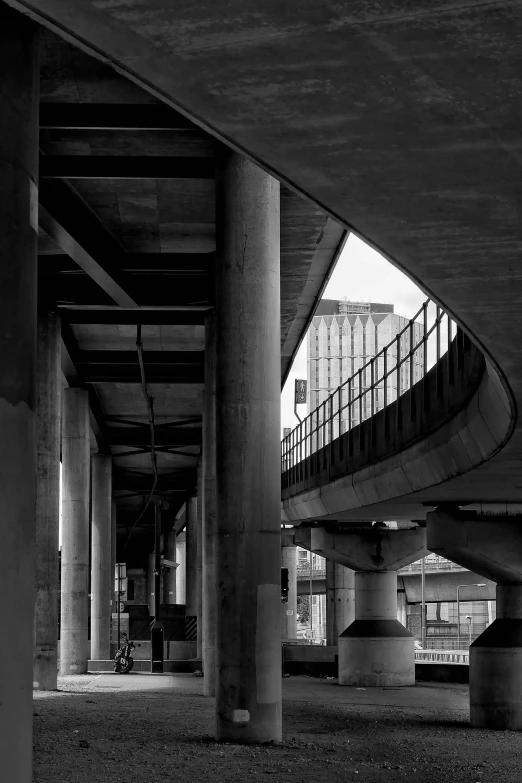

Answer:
[456,583,487,649]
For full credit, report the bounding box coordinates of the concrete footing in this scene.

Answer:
[470,585,522,730]
[338,571,415,686]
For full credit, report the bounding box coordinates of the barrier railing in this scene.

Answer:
[282,299,463,484]
[415,650,469,664]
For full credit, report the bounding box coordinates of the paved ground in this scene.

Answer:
[33,675,522,782]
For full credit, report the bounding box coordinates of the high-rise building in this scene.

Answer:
[307,299,424,429]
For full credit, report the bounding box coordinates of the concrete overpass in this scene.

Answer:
[2,2,522,777]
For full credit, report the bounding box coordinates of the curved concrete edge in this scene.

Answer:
[282,361,513,522]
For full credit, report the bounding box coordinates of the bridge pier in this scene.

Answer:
[90,454,113,660]
[215,151,281,743]
[429,508,522,730]
[60,388,91,674]
[296,523,427,686]
[326,561,355,646]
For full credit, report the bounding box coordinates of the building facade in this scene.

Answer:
[307,299,424,430]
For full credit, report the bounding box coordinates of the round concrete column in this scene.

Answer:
[0,7,39,777]
[175,532,186,605]
[91,454,113,661]
[470,583,522,730]
[162,524,176,604]
[281,546,298,640]
[111,501,117,615]
[326,560,355,646]
[34,311,61,690]
[215,151,281,743]
[147,553,156,616]
[202,313,217,695]
[60,388,91,674]
[185,497,198,619]
[338,571,414,686]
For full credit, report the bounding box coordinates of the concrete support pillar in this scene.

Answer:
[147,553,155,616]
[326,560,355,646]
[0,8,39,777]
[215,152,281,743]
[60,388,91,674]
[397,588,407,628]
[34,311,61,690]
[196,471,203,660]
[111,501,117,614]
[281,546,298,640]
[162,524,176,604]
[185,497,198,618]
[470,584,522,730]
[176,532,186,605]
[428,507,522,730]
[339,571,414,686]
[91,454,112,660]
[202,313,217,694]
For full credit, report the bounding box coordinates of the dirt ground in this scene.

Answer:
[33,674,522,783]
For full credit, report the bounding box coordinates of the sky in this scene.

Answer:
[280,233,430,433]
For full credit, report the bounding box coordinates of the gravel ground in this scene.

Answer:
[33,675,522,783]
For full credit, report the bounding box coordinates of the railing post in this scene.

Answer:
[358,369,364,452]
[396,334,402,432]
[383,346,389,440]
[448,316,454,386]
[436,306,442,399]
[348,378,353,456]
[423,301,429,414]
[409,319,416,423]
[370,358,375,448]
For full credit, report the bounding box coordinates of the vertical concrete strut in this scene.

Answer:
[281,545,298,640]
[111,500,117,622]
[175,531,187,605]
[215,151,281,743]
[60,388,91,674]
[91,454,113,660]
[428,509,522,730]
[326,560,355,646]
[202,312,218,694]
[162,523,177,604]
[0,7,39,779]
[196,467,203,660]
[185,497,198,619]
[34,311,61,691]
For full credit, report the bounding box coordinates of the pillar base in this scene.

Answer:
[338,619,415,686]
[470,619,522,730]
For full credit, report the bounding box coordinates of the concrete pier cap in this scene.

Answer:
[295,523,427,686]
[427,506,522,730]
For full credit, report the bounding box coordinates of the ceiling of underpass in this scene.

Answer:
[37,29,345,556]
[10,0,522,527]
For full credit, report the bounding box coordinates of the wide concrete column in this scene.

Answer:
[175,532,186,604]
[162,523,177,604]
[185,497,198,618]
[34,311,61,690]
[202,312,217,695]
[339,571,414,686]
[196,469,203,659]
[91,454,112,660]
[60,388,91,674]
[0,8,39,779]
[326,560,355,646]
[428,508,522,730]
[111,501,117,614]
[215,151,281,743]
[281,545,298,640]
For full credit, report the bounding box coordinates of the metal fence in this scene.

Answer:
[415,650,469,664]
[282,299,458,477]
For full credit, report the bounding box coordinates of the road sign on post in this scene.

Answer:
[294,379,307,422]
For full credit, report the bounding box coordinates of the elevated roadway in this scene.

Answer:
[8,0,522,521]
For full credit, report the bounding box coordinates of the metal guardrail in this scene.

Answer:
[399,559,466,574]
[282,299,460,479]
[415,650,469,664]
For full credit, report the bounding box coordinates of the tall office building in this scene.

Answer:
[307,299,424,429]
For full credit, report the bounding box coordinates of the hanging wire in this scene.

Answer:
[123,325,158,550]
